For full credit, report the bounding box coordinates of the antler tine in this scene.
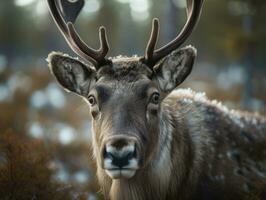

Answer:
[67,23,110,68]
[47,0,110,67]
[48,0,88,63]
[47,0,98,65]
[144,18,159,66]
[186,0,193,16]
[99,26,110,59]
[47,0,68,37]
[143,0,204,67]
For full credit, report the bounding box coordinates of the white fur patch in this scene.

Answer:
[170,88,266,128]
[106,145,135,157]
[105,169,136,179]
[151,106,173,187]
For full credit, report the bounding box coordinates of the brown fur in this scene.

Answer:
[93,88,266,200]
[48,52,266,200]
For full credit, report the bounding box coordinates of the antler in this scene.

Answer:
[142,0,204,67]
[47,0,110,68]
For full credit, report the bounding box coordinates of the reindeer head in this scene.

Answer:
[47,0,203,179]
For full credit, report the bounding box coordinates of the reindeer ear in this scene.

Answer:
[153,46,196,93]
[47,52,96,96]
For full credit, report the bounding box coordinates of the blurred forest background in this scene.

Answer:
[0,0,266,199]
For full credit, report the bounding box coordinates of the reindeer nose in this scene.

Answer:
[104,137,137,168]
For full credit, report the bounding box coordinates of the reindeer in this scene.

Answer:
[46,0,266,199]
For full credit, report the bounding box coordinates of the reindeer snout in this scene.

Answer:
[102,135,140,179]
[104,137,137,168]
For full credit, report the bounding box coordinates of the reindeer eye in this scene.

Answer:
[150,92,160,104]
[88,95,96,106]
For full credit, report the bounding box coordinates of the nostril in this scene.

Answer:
[103,148,114,160]
[104,146,137,168]
[112,156,129,168]
[125,148,137,160]
[126,151,134,160]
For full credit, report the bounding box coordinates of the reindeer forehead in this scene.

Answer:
[95,76,153,97]
[93,68,154,101]
[96,57,153,82]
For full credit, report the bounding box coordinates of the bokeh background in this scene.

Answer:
[0,0,266,199]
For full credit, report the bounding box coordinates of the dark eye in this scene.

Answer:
[88,95,96,106]
[150,92,160,104]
